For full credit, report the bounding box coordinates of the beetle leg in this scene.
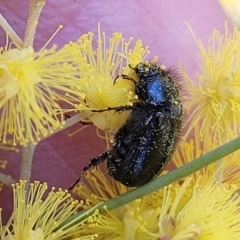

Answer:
[92,105,136,113]
[68,150,111,190]
[113,74,137,85]
[128,64,135,70]
[113,75,120,84]
[121,74,137,84]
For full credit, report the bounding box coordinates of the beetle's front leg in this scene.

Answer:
[92,105,136,113]
[113,74,137,85]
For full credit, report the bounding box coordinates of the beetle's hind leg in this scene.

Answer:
[68,150,111,190]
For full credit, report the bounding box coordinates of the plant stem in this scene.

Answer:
[0,13,23,47]
[59,135,240,229]
[20,144,35,190]
[23,0,46,48]
[19,113,83,190]
[53,113,83,135]
[19,0,46,191]
[215,132,229,183]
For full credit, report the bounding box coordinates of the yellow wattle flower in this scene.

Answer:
[218,0,240,26]
[72,168,240,239]
[67,26,152,143]
[157,177,240,240]
[173,127,240,186]
[182,24,240,155]
[73,168,162,239]
[0,37,80,146]
[0,180,96,240]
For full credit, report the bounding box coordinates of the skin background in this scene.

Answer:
[0,0,227,222]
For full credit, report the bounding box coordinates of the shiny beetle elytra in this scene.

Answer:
[69,62,183,189]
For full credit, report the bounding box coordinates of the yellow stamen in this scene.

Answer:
[0,38,81,146]
[73,168,240,239]
[0,180,96,240]
[174,127,240,186]
[182,23,240,158]
[66,25,150,146]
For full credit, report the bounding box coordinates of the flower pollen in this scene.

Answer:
[73,167,240,240]
[182,24,240,154]
[0,35,80,146]
[157,178,240,240]
[173,127,240,186]
[0,180,95,240]
[67,25,151,143]
[73,168,177,240]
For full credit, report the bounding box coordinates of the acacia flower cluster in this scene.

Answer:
[66,26,151,143]
[182,24,240,155]
[173,127,240,186]
[1,1,240,239]
[0,38,80,146]
[72,168,240,239]
[0,180,98,240]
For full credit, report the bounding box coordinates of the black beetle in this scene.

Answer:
[69,62,183,189]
